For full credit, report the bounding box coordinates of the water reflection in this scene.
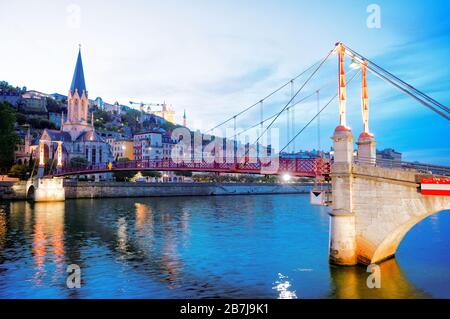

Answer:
[32,203,65,286]
[0,195,449,298]
[329,258,429,298]
[272,273,297,299]
[0,206,6,252]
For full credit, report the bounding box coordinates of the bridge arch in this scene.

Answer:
[26,184,35,200]
[330,158,450,266]
[350,165,450,265]
[370,208,449,264]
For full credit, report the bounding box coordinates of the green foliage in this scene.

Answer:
[174,170,192,177]
[93,109,113,125]
[141,171,162,178]
[69,156,89,168]
[26,117,56,130]
[45,97,66,114]
[113,170,138,182]
[8,164,28,180]
[0,102,20,169]
[121,109,141,132]
[192,173,277,183]
[0,81,26,94]
[16,113,27,125]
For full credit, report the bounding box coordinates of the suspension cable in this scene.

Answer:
[232,71,355,140]
[279,69,360,153]
[253,49,334,146]
[205,55,329,134]
[366,64,450,121]
[235,92,316,139]
[343,44,450,120]
[345,45,450,113]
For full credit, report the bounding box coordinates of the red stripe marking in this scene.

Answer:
[421,178,450,184]
[421,189,450,196]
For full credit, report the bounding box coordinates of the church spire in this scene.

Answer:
[70,46,87,96]
[183,109,187,127]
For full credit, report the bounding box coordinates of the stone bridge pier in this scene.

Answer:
[26,178,65,202]
[329,127,450,266]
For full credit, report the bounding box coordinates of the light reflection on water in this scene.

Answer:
[0,195,449,299]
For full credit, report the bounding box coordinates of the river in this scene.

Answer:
[0,194,449,298]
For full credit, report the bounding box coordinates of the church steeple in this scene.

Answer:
[70,46,87,96]
[64,46,90,139]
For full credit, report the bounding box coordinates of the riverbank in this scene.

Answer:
[0,181,315,200]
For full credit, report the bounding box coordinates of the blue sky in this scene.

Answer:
[0,0,449,163]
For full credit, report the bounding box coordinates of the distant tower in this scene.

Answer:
[183,109,187,127]
[63,46,91,140]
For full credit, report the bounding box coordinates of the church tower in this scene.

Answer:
[63,47,93,140]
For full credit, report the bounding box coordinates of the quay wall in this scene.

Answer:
[0,181,27,200]
[1,181,315,200]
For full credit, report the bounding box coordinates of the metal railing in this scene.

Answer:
[47,157,332,178]
[354,156,450,177]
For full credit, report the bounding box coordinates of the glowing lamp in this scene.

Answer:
[349,58,360,70]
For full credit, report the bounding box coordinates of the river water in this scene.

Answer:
[0,194,449,299]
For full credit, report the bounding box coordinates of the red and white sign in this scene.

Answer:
[421,178,450,196]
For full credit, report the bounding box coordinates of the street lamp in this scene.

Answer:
[282,173,291,183]
[349,57,361,70]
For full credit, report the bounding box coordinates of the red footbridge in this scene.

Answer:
[46,157,331,178]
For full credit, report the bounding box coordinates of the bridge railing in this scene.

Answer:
[355,156,450,177]
[46,157,332,177]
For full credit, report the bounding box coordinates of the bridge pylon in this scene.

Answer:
[356,59,376,165]
[329,125,357,265]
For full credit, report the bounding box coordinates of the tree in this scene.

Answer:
[45,97,63,112]
[0,102,19,169]
[174,170,192,177]
[16,113,27,125]
[113,170,137,182]
[141,171,162,178]
[113,157,137,181]
[8,164,28,180]
[70,156,89,168]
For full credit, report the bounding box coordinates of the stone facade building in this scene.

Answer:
[35,48,112,169]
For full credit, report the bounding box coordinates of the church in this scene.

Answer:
[36,48,113,171]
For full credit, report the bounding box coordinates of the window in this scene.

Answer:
[92,146,96,163]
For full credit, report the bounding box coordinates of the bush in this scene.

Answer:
[174,170,192,177]
[141,171,162,178]
[70,156,89,168]
[113,170,137,182]
[8,164,28,180]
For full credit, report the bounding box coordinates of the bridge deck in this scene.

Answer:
[46,158,331,178]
